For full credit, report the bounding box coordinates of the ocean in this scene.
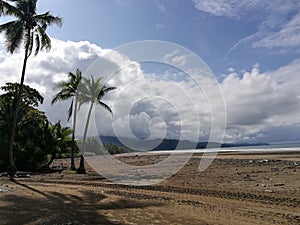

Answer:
[149,143,300,154]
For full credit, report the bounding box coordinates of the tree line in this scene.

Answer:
[0,0,116,177]
[0,82,73,171]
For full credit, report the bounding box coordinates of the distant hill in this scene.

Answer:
[99,136,269,151]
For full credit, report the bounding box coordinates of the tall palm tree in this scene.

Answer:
[78,76,116,149]
[0,0,62,177]
[52,69,82,170]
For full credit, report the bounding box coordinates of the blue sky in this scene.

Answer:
[1,0,300,144]
[38,0,300,77]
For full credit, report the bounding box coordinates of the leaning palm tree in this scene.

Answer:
[0,0,62,177]
[78,76,116,149]
[52,69,82,170]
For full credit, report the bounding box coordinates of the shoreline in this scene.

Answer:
[118,148,300,157]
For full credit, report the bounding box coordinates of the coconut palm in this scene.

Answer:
[0,0,62,177]
[78,76,116,149]
[52,69,82,170]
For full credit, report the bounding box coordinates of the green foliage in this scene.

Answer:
[77,138,105,156]
[79,137,134,156]
[52,68,82,170]
[77,75,116,147]
[0,83,74,171]
[0,0,63,175]
[0,82,44,107]
[77,76,116,114]
[52,69,82,121]
[0,0,62,55]
[104,143,134,155]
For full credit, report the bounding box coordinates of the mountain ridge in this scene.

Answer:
[99,136,269,151]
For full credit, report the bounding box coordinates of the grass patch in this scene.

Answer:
[61,169,77,174]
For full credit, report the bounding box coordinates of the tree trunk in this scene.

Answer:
[77,101,93,174]
[8,42,30,179]
[82,101,94,151]
[76,154,86,174]
[70,98,78,170]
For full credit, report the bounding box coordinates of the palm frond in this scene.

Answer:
[35,12,62,27]
[34,31,40,56]
[76,75,116,116]
[36,25,51,52]
[53,80,69,90]
[0,20,24,53]
[52,69,83,121]
[104,86,117,92]
[15,0,37,15]
[98,101,113,114]
[0,0,62,55]
[0,0,22,17]
[67,99,73,122]
[51,91,72,104]
[77,94,90,109]
[0,20,16,31]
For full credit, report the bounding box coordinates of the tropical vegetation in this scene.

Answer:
[0,0,62,176]
[52,69,82,170]
[0,1,119,176]
[79,137,134,156]
[0,83,74,172]
[77,75,116,149]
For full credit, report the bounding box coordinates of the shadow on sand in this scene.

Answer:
[0,179,162,225]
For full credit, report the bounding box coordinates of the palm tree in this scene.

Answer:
[78,76,116,149]
[50,121,72,159]
[0,0,62,177]
[52,69,82,170]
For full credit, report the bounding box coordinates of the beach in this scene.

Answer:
[0,150,299,225]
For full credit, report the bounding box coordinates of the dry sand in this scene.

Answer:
[0,151,299,225]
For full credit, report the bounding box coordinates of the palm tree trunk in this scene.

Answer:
[77,100,92,175]
[70,98,78,170]
[8,40,30,179]
[82,101,94,151]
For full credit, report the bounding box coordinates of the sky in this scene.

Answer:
[0,0,300,145]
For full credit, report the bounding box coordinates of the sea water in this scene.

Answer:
[149,143,300,154]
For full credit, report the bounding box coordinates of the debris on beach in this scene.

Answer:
[259,159,269,163]
[0,186,12,193]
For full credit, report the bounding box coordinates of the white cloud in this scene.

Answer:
[222,67,282,126]
[0,36,299,143]
[251,2,300,52]
[164,50,189,67]
[193,0,262,19]
[227,67,235,73]
[253,12,300,50]
[221,62,300,142]
[0,36,105,122]
[194,0,300,53]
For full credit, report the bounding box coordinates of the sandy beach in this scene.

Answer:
[0,151,299,225]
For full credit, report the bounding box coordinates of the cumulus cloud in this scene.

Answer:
[0,37,105,123]
[0,36,299,144]
[221,62,300,142]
